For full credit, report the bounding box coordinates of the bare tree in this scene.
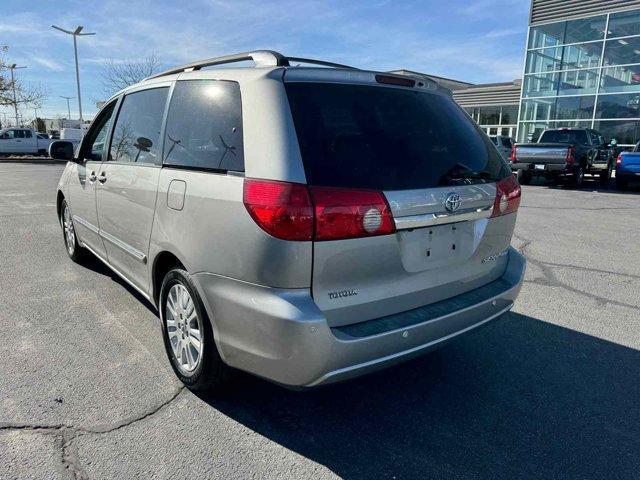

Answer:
[100,53,162,97]
[0,46,49,125]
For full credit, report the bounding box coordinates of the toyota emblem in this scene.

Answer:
[445,193,462,213]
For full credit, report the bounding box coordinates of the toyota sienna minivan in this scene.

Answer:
[51,51,526,391]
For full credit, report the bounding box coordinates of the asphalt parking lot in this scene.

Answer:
[1,162,639,480]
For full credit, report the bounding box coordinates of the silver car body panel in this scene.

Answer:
[59,63,525,387]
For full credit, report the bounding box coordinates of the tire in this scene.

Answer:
[159,268,230,391]
[517,169,532,185]
[570,166,585,188]
[599,163,613,185]
[616,177,629,190]
[60,199,86,262]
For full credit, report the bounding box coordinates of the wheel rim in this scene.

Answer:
[62,205,75,255]
[577,169,584,186]
[165,283,202,373]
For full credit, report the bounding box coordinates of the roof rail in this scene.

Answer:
[145,50,357,80]
[145,50,289,80]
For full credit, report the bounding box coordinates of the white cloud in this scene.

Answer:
[32,56,65,71]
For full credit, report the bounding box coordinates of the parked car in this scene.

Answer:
[615,140,640,189]
[489,135,515,160]
[510,128,614,187]
[0,127,52,155]
[51,51,526,391]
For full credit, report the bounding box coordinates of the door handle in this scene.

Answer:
[89,171,97,182]
[98,172,107,184]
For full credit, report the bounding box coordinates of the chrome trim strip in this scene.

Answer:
[81,242,151,301]
[393,205,493,230]
[99,229,147,264]
[72,215,99,234]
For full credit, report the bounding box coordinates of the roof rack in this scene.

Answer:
[145,50,357,80]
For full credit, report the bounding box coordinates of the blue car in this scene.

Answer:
[616,141,640,189]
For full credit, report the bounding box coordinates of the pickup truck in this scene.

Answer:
[0,127,53,156]
[510,128,614,187]
[615,140,640,190]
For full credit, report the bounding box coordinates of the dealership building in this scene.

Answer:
[414,0,640,147]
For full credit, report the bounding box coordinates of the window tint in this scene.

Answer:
[163,80,244,171]
[285,83,509,190]
[23,130,32,138]
[1,130,16,139]
[109,87,168,165]
[81,101,116,161]
[539,129,588,144]
[15,130,25,138]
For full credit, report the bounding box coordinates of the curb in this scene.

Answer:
[0,157,67,165]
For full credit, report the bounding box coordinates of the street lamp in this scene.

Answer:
[51,25,95,137]
[7,64,27,126]
[59,95,75,127]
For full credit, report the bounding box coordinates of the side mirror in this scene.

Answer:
[49,140,75,161]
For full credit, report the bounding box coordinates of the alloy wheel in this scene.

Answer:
[165,283,203,373]
[62,204,76,255]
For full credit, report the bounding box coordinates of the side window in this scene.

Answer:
[501,138,512,148]
[163,80,244,171]
[1,130,15,139]
[588,130,600,145]
[109,87,169,165]
[15,130,25,138]
[23,130,32,138]
[80,101,117,161]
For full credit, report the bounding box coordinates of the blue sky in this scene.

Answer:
[1,0,530,121]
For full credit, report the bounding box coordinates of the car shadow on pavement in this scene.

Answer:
[197,312,639,479]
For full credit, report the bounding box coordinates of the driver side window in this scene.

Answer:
[80,101,117,162]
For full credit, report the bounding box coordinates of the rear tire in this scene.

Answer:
[570,166,585,188]
[517,169,532,185]
[160,268,230,391]
[599,163,613,185]
[60,199,86,263]
[616,177,629,190]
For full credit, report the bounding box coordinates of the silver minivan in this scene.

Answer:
[52,51,525,391]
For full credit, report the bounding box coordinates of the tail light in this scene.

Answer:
[616,154,623,167]
[509,145,517,163]
[243,179,395,241]
[243,179,313,241]
[566,146,576,164]
[491,175,521,218]
[310,186,395,241]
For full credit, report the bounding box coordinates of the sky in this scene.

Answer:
[1,0,531,122]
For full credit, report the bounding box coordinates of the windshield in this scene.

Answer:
[285,83,510,190]
[539,130,588,145]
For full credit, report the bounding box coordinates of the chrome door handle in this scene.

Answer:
[98,172,107,183]
[89,171,97,182]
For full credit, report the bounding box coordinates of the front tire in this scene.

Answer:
[600,163,613,185]
[569,166,585,188]
[60,199,86,262]
[160,268,229,391]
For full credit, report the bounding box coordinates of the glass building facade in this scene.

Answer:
[463,105,519,137]
[519,8,640,145]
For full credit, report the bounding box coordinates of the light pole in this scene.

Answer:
[7,64,27,126]
[51,25,95,137]
[59,95,75,126]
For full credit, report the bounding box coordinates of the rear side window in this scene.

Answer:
[539,129,588,144]
[109,87,169,165]
[163,80,244,172]
[285,83,509,190]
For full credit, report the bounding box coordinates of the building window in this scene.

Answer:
[478,107,501,125]
[500,105,519,125]
[608,10,640,39]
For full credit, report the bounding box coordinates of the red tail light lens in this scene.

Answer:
[310,186,395,241]
[491,175,521,218]
[243,179,313,241]
[566,146,575,164]
[243,179,396,241]
[509,145,517,163]
[616,154,623,167]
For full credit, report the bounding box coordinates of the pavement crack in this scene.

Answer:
[0,386,185,479]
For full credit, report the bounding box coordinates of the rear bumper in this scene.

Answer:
[511,162,572,175]
[193,246,526,387]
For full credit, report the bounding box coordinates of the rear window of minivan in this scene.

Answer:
[285,83,509,190]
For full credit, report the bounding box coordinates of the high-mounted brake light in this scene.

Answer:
[375,74,416,88]
[566,145,576,164]
[243,179,395,241]
[616,154,623,167]
[509,145,517,163]
[491,175,521,218]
